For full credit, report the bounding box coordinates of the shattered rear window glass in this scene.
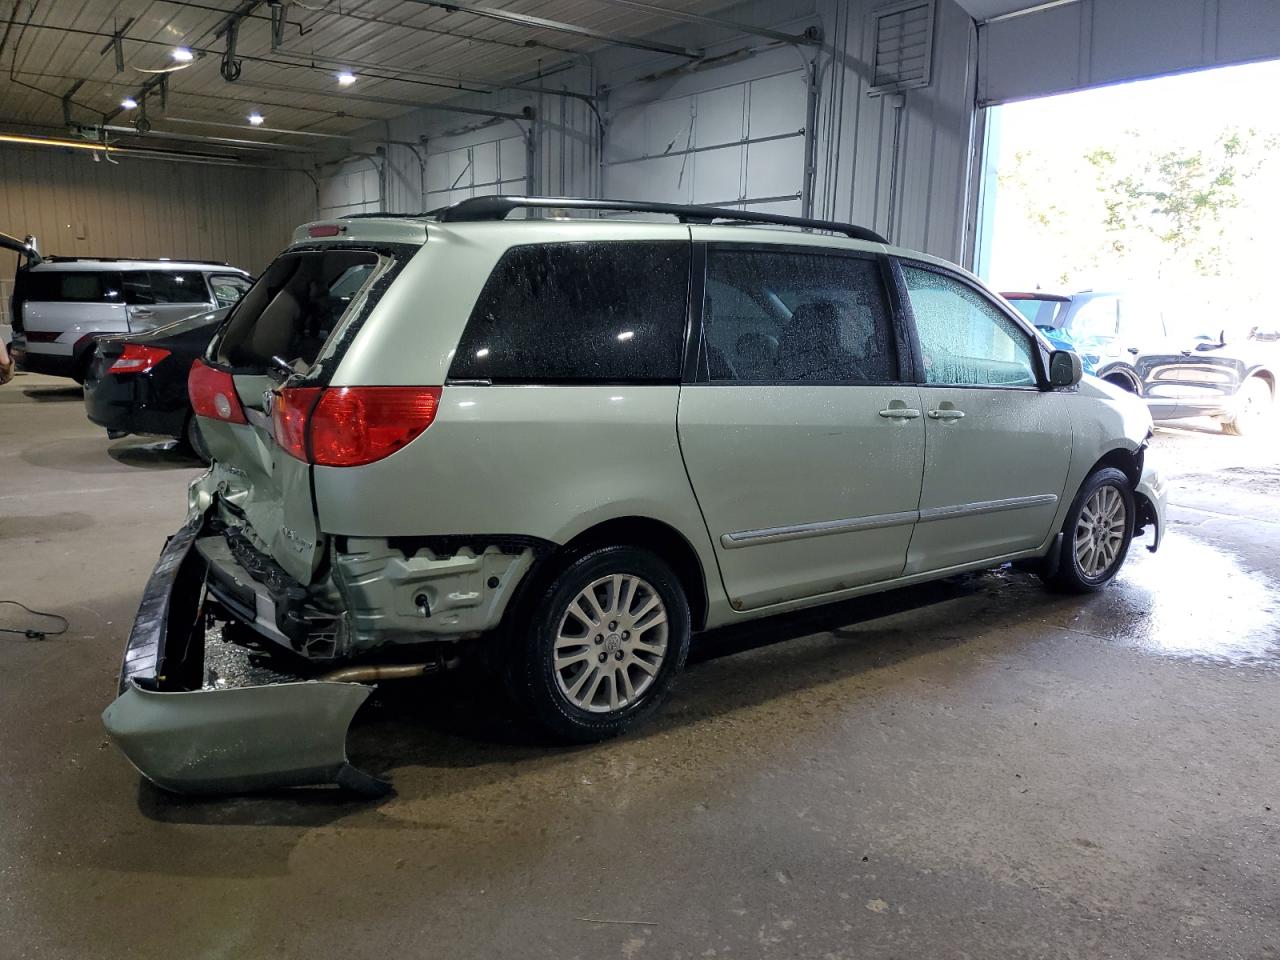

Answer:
[215,250,379,370]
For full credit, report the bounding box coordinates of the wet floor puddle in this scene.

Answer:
[1009,536,1280,665]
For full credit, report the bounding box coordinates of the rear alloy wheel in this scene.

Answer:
[1044,466,1135,593]
[509,546,691,743]
[1221,377,1273,437]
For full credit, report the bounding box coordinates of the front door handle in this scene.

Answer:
[879,405,921,420]
[927,408,965,421]
[131,308,154,318]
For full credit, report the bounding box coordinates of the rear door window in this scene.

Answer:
[209,274,251,307]
[701,247,897,383]
[449,241,689,383]
[215,249,381,370]
[21,271,123,303]
[145,270,208,304]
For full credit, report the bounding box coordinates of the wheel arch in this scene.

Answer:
[559,517,709,631]
[1098,364,1141,394]
[1245,366,1275,396]
[1088,446,1143,489]
[505,516,710,633]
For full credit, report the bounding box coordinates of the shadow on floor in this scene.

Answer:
[22,385,83,402]
[108,437,203,469]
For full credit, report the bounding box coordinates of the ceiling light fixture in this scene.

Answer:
[121,98,138,110]
[337,71,356,86]
[247,112,265,126]
[171,47,194,62]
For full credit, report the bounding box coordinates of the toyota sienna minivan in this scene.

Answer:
[100,198,1166,795]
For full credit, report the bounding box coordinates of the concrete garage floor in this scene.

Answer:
[2,372,1277,960]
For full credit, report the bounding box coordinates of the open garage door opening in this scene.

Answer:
[973,59,1280,436]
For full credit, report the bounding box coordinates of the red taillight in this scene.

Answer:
[307,224,344,238]
[272,386,321,461]
[108,343,171,375]
[188,358,248,425]
[271,386,440,467]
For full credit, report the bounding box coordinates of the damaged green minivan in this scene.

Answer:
[102,197,1167,795]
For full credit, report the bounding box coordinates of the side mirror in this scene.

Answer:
[1047,349,1083,388]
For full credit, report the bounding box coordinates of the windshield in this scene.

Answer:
[214,250,379,371]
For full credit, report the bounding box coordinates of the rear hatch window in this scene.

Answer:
[214,250,379,372]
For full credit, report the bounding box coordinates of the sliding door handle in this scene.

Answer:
[927,408,966,421]
[879,407,921,420]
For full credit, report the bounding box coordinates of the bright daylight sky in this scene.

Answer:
[983,58,1280,310]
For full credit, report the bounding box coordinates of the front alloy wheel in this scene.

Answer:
[1044,465,1135,593]
[1073,484,1127,580]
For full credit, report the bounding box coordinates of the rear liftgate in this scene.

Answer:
[101,511,389,797]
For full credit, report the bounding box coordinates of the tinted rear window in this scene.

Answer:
[21,271,122,303]
[702,247,897,383]
[449,241,690,384]
[122,270,209,305]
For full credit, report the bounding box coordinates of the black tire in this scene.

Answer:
[506,545,691,744]
[1220,376,1273,437]
[184,415,211,463]
[1043,466,1136,594]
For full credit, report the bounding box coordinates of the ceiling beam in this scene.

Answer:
[244,80,531,123]
[98,123,317,153]
[165,117,352,140]
[396,0,702,59]
[576,0,819,46]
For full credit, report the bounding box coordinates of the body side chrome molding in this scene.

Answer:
[721,494,1059,549]
[721,510,918,549]
[917,494,1058,523]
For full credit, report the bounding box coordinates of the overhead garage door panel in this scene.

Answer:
[1090,0,1205,85]
[694,84,746,147]
[746,72,805,139]
[979,0,1280,105]
[318,163,379,218]
[744,136,804,202]
[691,146,742,205]
[604,70,805,209]
[426,134,527,209]
[1218,0,1280,60]
[608,154,687,205]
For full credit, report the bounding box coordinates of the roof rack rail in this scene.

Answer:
[41,256,232,266]
[427,196,888,244]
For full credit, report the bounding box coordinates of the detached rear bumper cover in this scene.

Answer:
[101,512,384,796]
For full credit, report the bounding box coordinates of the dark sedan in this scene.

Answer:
[83,307,230,460]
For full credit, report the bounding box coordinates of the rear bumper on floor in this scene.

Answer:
[100,511,385,796]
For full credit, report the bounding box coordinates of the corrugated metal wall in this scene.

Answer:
[979,0,1280,105]
[597,0,978,259]
[0,145,316,327]
[316,64,598,218]
[814,0,978,260]
[314,0,980,263]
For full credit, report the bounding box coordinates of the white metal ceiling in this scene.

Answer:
[0,0,744,159]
